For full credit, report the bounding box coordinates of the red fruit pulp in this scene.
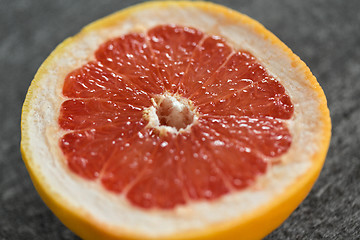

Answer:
[59,25,293,209]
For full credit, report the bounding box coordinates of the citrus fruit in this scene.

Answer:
[21,1,331,239]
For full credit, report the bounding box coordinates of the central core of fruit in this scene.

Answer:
[154,94,195,131]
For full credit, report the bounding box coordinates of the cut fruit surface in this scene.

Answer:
[59,25,294,209]
[21,1,331,240]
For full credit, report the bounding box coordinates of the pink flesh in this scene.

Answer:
[59,25,293,209]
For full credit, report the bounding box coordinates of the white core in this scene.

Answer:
[145,94,197,134]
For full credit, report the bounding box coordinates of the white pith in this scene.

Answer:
[23,4,325,237]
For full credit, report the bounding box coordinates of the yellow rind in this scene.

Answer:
[21,1,331,240]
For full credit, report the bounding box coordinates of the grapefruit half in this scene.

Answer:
[21,1,331,239]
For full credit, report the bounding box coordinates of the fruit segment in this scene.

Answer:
[63,61,152,106]
[176,131,230,201]
[189,51,267,105]
[126,133,187,209]
[197,79,293,119]
[177,36,232,96]
[59,25,294,209]
[59,99,144,130]
[95,33,164,94]
[148,25,204,91]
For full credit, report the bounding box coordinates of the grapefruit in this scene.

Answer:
[21,1,331,239]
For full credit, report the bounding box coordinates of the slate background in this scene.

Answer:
[1,0,359,239]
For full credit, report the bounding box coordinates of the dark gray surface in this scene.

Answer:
[1,0,359,239]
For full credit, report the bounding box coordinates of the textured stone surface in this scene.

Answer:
[0,0,359,239]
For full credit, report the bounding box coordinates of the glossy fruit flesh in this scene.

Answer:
[59,25,294,209]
